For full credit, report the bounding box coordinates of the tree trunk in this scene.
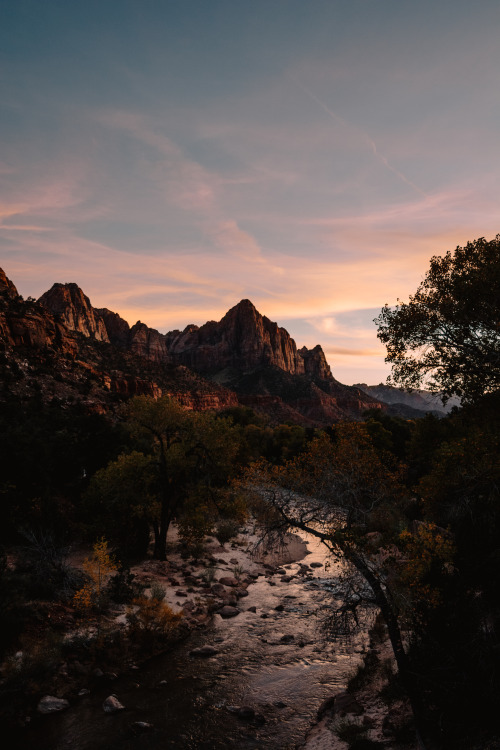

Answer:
[154,497,170,561]
[346,548,429,749]
[152,519,161,559]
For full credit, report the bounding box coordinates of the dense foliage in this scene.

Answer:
[376,235,500,402]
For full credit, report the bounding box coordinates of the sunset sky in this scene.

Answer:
[1,0,499,384]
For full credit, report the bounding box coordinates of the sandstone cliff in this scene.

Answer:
[1,271,78,355]
[0,269,237,415]
[96,308,172,364]
[165,299,331,380]
[39,283,109,342]
[0,268,18,298]
[1,268,383,424]
[166,299,305,374]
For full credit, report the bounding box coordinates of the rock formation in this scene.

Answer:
[166,299,307,375]
[0,268,18,298]
[0,268,237,415]
[39,283,109,342]
[0,267,383,424]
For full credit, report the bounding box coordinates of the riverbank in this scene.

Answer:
[0,522,311,742]
[126,523,309,629]
[304,621,417,750]
[3,524,408,749]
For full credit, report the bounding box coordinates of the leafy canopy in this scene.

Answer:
[375,235,500,402]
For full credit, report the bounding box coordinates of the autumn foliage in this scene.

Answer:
[73,538,118,614]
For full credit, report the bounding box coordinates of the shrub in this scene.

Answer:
[214,519,239,547]
[126,594,182,648]
[3,631,63,693]
[149,581,166,602]
[108,567,141,604]
[200,564,218,583]
[73,538,118,615]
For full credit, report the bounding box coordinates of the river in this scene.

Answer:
[25,531,369,750]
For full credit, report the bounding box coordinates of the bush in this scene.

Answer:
[3,631,63,693]
[214,519,239,547]
[108,567,141,604]
[126,594,182,648]
[149,581,166,602]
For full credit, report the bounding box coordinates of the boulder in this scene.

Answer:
[211,583,228,597]
[102,695,125,713]
[218,576,238,587]
[218,605,240,618]
[37,696,70,714]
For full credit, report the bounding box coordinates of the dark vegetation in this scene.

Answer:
[246,237,500,748]
[0,236,499,747]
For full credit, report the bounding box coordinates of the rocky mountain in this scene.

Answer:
[164,299,332,380]
[0,270,236,414]
[1,268,382,424]
[39,283,109,342]
[0,268,18,298]
[355,383,461,416]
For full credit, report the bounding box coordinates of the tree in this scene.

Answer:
[247,424,441,749]
[87,396,244,560]
[73,538,118,626]
[375,235,500,403]
[84,451,156,558]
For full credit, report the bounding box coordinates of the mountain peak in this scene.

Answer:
[39,282,109,342]
[235,298,257,309]
[226,298,259,317]
[0,268,18,298]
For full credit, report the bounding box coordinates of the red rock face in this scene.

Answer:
[299,345,332,380]
[0,300,78,356]
[0,268,18,298]
[97,308,131,348]
[169,391,239,411]
[166,299,332,378]
[39,283,109,342]
[128,322,170,364]
[36,286,333,384]
[2,270,384,423]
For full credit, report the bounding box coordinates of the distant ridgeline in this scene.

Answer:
[0,267,444,423]
[355,383,459,418]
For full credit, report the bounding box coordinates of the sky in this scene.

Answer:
[1,0,499,384]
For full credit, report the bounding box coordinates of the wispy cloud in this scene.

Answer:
[290,77,427,197]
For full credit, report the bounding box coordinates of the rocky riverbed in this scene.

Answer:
[12,525,411,749]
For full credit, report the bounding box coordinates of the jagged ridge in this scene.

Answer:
[1,268,383,424]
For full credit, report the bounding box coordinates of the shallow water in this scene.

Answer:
[26,532,368,750]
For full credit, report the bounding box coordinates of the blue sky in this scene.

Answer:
[1,0,499,384]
